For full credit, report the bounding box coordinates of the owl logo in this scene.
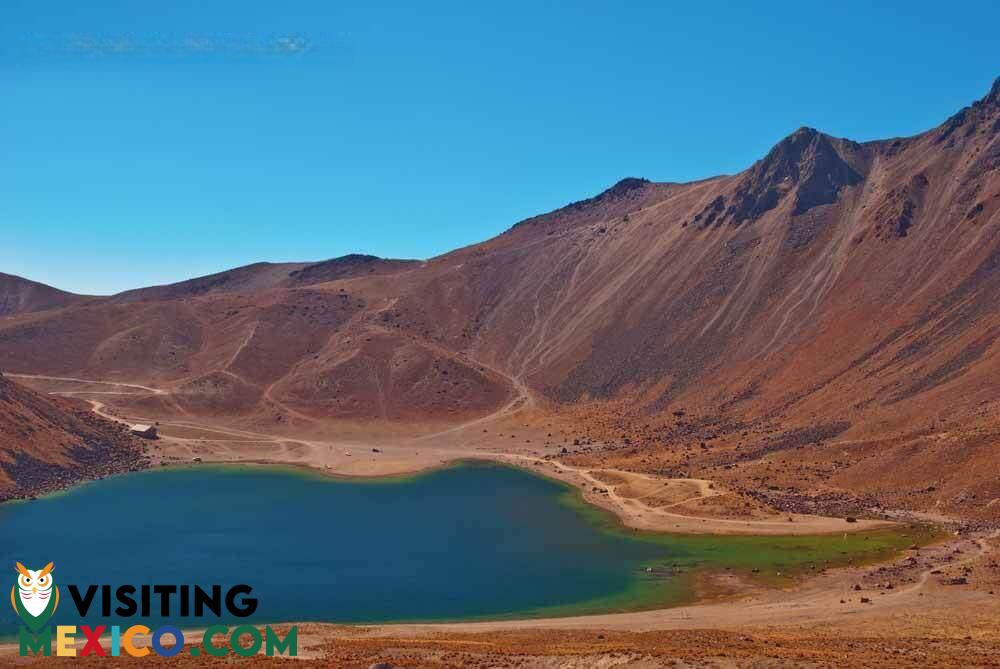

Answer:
[10,562,59,632]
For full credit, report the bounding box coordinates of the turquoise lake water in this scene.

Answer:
[0,462,921,637]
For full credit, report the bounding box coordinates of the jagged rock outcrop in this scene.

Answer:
[692,127,865,227]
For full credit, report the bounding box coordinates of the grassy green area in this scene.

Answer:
[534,472,942,617]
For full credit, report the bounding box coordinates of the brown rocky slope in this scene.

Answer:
[0,372,147,500]
[1,78,998,521]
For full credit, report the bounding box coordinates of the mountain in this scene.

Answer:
[0,372,147,500]
[1,77,997,519]
[108,255,420,304]
[0,272,89,316]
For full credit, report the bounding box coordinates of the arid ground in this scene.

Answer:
[2,79,999,665]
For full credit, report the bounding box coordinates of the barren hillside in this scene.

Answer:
[0,372,146,499]
[1,78,997,520]
[0,272,89,316]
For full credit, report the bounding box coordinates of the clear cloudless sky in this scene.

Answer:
[2,1,998,294]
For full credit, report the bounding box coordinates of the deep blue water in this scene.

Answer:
[1,462,675,636]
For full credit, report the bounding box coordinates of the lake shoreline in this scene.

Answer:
[0,462,944,641]
[0,525,975,656]
[2,446,914,536]
[3,373,930,537]
[150,450,905,536]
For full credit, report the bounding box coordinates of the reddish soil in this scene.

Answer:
[2,79,998,526]
[1,77,999,669]
[0,372,147,499]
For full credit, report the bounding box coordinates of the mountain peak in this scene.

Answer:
[985,75,1000,106]
[601,177,651,197]
[690,127,864,228]
[287,254,419,286]
[789,126,819,138]
[509,177,654,232]
[936,75,1000,145]
[583,177,653,206]
[767,126,829,163]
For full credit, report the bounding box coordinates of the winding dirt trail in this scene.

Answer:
[410,339,537,442]
[19,372,894,535]
[498,453,894,535]
[8,373,167,395]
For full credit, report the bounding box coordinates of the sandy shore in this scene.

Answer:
[142,419,894,535]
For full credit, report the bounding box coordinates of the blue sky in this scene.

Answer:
[2,1,997,295]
